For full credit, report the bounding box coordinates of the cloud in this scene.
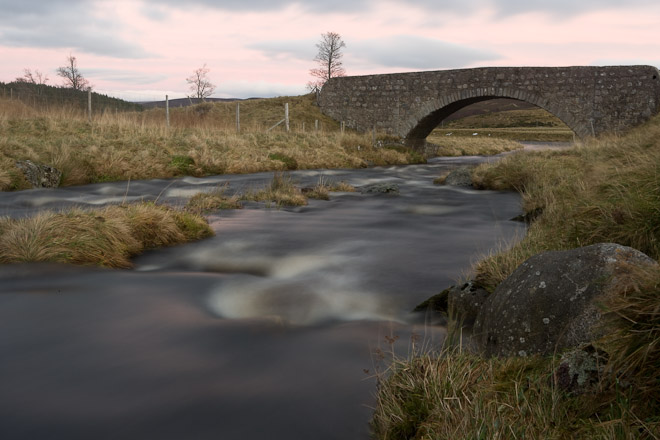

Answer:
[84,68,169,85]
[350,36,500,70]
[0,0,151,58]
[484,0,658,17]
[248,39,316,61]
[140,0,657,16]
[217,80,306,99]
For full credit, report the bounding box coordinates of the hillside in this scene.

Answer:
[0,81,143,113]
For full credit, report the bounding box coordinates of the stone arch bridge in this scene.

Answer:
[318,66,660,145]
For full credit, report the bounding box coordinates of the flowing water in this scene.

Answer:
[0,155,527,439]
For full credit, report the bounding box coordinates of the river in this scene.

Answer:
[0,155,525,439]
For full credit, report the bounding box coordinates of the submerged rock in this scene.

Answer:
[443,166,474,187]
[360,183,400,195]
[15,160,62,188]
[473,243,657,357]
[412,281,488,328]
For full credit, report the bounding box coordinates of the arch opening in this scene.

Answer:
[404,96,578,148]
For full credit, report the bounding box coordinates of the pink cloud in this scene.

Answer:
[1,1,658,99]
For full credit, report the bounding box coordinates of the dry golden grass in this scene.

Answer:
[470,115,660,289]
[241,172,308,207]
[303,176,356,200]
[426,133,525,156]
[0,95,427,190]
[0,203,212,268]
[185,184,242,214]
[372,344,659,439]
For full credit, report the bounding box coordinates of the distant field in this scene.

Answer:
[433,103,575,142]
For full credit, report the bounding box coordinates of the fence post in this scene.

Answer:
[236,102,240,133]
[87,88,92,122]
[285,103,290,132]
[166,95,170,128]
[10,88,13,100]
[315,119,319,131]
[372,124,376,146]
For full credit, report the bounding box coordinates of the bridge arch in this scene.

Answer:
[318,66,660,143]
[404,88,585,142]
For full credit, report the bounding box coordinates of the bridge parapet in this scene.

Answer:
[319,66,660,141]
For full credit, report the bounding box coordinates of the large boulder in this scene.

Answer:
[15,160,62,188]
[473,243,657,357]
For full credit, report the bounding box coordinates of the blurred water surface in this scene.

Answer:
[0,157,524,439]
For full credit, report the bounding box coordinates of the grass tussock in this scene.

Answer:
[602,263,660,402]
[0,203,212,268]
[471,114,660,290]
[185,184,242,214]
[304,176,357,200]
[372,344,659,439]
[242,172,308,207]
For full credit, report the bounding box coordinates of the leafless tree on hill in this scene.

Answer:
[56,55,90,91]
[308,31,346,94]
[16,68,49,85]
[186,64,216,101]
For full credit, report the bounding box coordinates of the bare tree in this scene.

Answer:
[56,55,90,91]
[16,68,49,85]
[308,31,346,92]
[186,64,216,101]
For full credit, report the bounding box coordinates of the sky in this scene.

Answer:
[1,0,659,101]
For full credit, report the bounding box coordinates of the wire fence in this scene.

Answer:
[0,83,345,136]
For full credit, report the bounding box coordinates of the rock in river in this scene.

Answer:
[15,160,62,188]
[473,243,657,357]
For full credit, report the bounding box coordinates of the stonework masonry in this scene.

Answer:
[318,66,660,143]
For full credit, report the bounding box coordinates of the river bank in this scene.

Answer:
[373,115,660,438]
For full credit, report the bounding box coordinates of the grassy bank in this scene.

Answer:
[472,115,660,291]
[0,203,212,268]
[0,95,423,191]
[372,114,660,438]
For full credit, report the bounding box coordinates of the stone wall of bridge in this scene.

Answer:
[318,66,660,142]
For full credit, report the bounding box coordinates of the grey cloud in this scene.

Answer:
[84,69,169,85]
[350,36,500,70]
[3,0,656,17]
[248,39,316,61]
[140,0,657,16]
[0,0,151,58]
